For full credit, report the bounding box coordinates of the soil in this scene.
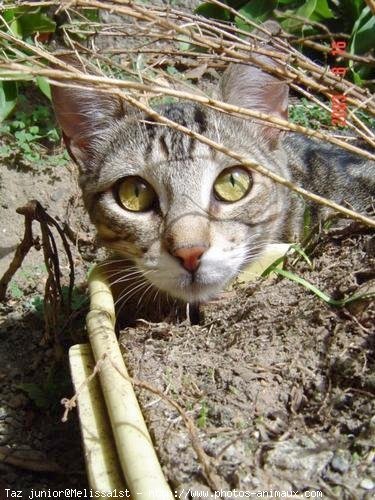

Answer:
[119,229,375,499]
[0,159,92,493]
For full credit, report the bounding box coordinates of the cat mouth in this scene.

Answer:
[153,272,230,303]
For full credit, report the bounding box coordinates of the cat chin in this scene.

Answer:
[185,286,223,302]
[167,284,224,303]
[150,277,229,303]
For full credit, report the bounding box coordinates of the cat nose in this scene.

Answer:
[172,246,207,272]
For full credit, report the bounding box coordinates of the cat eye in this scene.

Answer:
[117,176,156,212]
[213,167,252,202]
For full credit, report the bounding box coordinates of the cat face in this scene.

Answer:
[52,44,290,302]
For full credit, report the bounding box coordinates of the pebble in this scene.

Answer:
[331,451,350,473]
[360,478,374,490]
[51,188,65,202]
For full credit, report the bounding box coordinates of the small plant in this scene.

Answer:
[0,5,56,121]
[0,5,101,166]
[27,286,88,317]
[289,98,331,129]
[17,363,72,412]
[0,95,69,166]
[197,401,209,428]
[9,281,23,299]
[261,244,375,307]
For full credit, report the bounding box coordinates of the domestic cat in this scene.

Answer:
[51,42,374,307]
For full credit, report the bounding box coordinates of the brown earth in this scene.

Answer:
[120,228,375,499]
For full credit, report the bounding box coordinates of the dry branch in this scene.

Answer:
[365,0,375,16]
[0,203,34,302]
[0,201,75,339]
[3,59,374,160]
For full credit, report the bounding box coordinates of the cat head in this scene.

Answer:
[52,27,290,303]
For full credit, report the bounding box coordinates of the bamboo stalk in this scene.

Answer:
[69,344,126,493]
[87,265,174,500]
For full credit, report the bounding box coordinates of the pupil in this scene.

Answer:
[134,185,140,197]
[230,174,235,187]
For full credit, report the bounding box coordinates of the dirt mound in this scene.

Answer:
[120,231,375,498]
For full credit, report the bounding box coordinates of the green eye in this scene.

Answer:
[117,176,156,212]
[213,167,252,202]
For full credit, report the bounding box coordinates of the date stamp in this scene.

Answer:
[329,40,348,126]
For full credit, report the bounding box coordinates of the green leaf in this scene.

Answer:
[235,0,277,31]
[197,401,209,428]
[178,35,191,52]
[18,12,56,37]
[17,383,50,409]
[36,76,51,100]
[350,7,375,54]
[351,68,364,86]
[0,81,18,122]
[195,3,231,21]
[0,145,12,157]
[83,8,100,22]
[271,268,375,307]
[166,65,179,75]
[261,254,288,277]
[313,0,334,19]
[9,283,23,299]
[297,0,317,18]
[289,243,312,267]
[3,9,16,23]
[9,19,23,38]
[281,0,317,33]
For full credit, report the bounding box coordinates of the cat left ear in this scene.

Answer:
[51,56,128,168]
[219,21,289,147]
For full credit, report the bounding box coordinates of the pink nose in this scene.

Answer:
[172,246,207,272]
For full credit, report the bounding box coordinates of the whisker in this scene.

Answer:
[105,272,144,287]
[114,279,149,308]
[103,268,144,280]
[95,258,133,269]
[108,269,154,288]
[116,281,151,317]
[145,285,159,311]
[137,282,155,308]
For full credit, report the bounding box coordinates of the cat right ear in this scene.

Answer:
[219,21,289,147]
[51,59,127,168]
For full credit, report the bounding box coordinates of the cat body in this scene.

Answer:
[52,41,374,305]
[282,132,374,239]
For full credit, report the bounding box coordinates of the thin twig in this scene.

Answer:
[1,61,374,161]
[0,203,34,302]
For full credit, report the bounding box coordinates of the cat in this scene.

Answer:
[51,33,374,308]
